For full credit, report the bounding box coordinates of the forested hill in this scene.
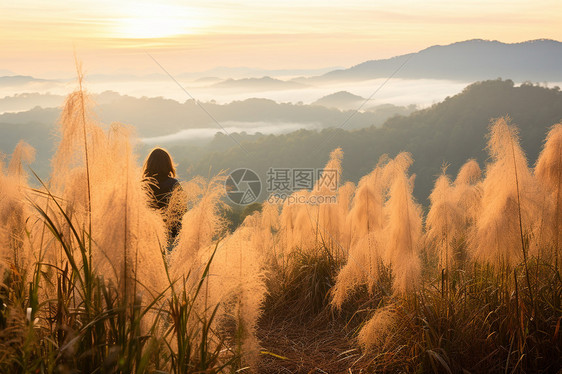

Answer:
[192,79,562,204]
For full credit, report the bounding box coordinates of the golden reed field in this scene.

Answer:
[1,73,561,373]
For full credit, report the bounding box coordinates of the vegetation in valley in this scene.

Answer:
[192,79,562,203]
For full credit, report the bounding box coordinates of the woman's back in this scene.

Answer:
[148,176,180,210]
[142,148,186,248]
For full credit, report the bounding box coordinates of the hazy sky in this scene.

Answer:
[1,0,561,77]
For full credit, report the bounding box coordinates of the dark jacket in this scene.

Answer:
[149,177,179,210]
[148,177,186,242]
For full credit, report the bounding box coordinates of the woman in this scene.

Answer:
[143,148,186,250]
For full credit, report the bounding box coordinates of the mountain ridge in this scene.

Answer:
[296,39,562,83]
[210,76,308,91]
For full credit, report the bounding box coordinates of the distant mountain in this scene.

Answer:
[211,76,308,91]
[312,91,417,116]
[192,76,223,84]
[86,73,166,82]
[0,75,54,86]
[299,39,562,83]
[313,91,365,110]
[0,106,60,125]
[0,93,65,113]
[365,103,417,117]
[0,91,137,115]
[0,93,388,138]
[178,66,342,80]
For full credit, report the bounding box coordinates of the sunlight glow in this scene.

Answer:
[114,3,206,39]
[1,0,561,74]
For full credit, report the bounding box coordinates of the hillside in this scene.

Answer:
[0,92,65,113]
[312,91,365,110]
[191,79,562,203]
[0,75,53,86]
[211,76,308,91]
[299,39,562,82]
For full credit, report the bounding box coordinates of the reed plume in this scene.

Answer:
[452,159,482,228]
[170,174,227,281]
[312,148,344,255]
[357,306,396,351]
[426,168,463,276]
[0,142,36,281]
[472,117,539,268]
[90,124,168,297]
[280,189,315,253]
[250,202,280,254]
[382,153,423,296]
[207,216,267,369]
[332,158,388,308]
[347,156,389,244]
[336,181,356,252]
[535,123,562,270]
[44,80,169,297]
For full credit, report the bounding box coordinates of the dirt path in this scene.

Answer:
[257,318,371,373]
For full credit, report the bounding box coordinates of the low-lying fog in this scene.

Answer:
[0,76,471,112]
[141,121,322,144]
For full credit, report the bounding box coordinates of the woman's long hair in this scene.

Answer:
[143,148,176,180]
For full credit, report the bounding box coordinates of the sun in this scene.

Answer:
[115,3,205,39]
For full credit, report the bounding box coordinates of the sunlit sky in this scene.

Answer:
[1,0,561,77]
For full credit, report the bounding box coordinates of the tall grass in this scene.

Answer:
[472,118,539,269]
[331,157,388,309]
[263,117,561,371]
[535,123,562,273]
[380,152,423,296]
[332,118,560,372]
[426,167,464,297]
[0,73,263,372]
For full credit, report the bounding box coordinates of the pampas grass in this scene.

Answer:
[0,141,36,283]
[535,123,562,271]
[357,306,396,351]
[452,159,482,228]
[472,118,539,268]
[331,158,388,308]
[426,168,463,283]
[313,148,346,259]
[208,216,267,369]
[170,174,227,281]
[0,69,253,372]
[382,153,423,296]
